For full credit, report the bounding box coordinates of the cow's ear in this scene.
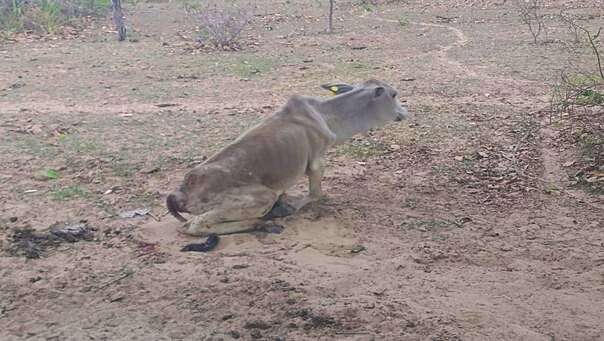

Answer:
[321,83,354,95]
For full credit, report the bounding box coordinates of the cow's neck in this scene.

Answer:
[316,91,375,143]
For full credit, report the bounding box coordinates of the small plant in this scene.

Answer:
[189,4,251,49]
[51,185,88,201]
[559,10,581,43]
[403,197,418,209]
[576,27,603,80]
[0,0,24,31]
[231,56,276,78]
[399,218,453,232]
[573,132,604,194]
[35,0,62,33]
[398,15,408,27]
[58,133,99,153]
[515,0,545,44]
[356,0,375,12]
[40,169,60,179]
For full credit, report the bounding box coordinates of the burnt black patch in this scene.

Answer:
[6,223,95,259]
[286,308,340,330]
[243,320,272,330]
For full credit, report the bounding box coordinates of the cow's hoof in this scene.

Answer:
[259,222,285,234]
[262,199,296,220]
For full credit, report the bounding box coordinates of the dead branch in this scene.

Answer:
[578,26,604,79]
[557,12,603,79]
[559,10,581,43]
[515,0,544,44]
[96,270,133,290]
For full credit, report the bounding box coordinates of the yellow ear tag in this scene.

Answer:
[330,86,339,95]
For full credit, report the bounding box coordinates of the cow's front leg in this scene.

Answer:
[308,158,325,200]
[291,158,326,212]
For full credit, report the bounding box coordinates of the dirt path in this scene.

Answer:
[359,12,476,77]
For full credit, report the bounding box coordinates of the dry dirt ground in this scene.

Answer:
[1,1,604,340]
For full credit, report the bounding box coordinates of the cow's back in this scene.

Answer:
[205,114,313,191]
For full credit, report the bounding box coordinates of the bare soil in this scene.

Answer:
[1,1,603,340]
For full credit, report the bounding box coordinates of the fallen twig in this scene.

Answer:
[96,271,133,291]
[148,211,161,222]
[335,331,371,336]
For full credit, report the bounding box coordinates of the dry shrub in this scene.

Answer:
[188,4,251,50]
[550,15,604,193]
[515,0,545,44]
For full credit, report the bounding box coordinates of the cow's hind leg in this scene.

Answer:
[179,185,279,236]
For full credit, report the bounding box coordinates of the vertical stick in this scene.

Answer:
[112,0,126,41]
[328,0,334,33]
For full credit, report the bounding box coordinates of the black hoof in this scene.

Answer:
[262,199,296,220]
[181,234,220,252]
[258,223,285,234]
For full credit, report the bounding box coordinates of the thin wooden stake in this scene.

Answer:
[112,0,126,41]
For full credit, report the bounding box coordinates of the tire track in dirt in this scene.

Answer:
[358,13,551,89]
[358,13,477,77]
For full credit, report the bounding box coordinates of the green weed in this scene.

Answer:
[398,15,409,27]
[577,89,604,106]
[40,169,59,179]
[403,197,418,209]
[552,73,604,110]
[110,159,140,177]
[36,0,62,33]
[51,185,88,201]
[579,133,603,162]
[229,56,278,78]
[356,0,374,12]
[401,217,453,241]
[400,218,453,232]
[58,133,99,153]
[336,139,387,159]
[0,0,109,33]
[15,136,59,158]
[461,157,475,169]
